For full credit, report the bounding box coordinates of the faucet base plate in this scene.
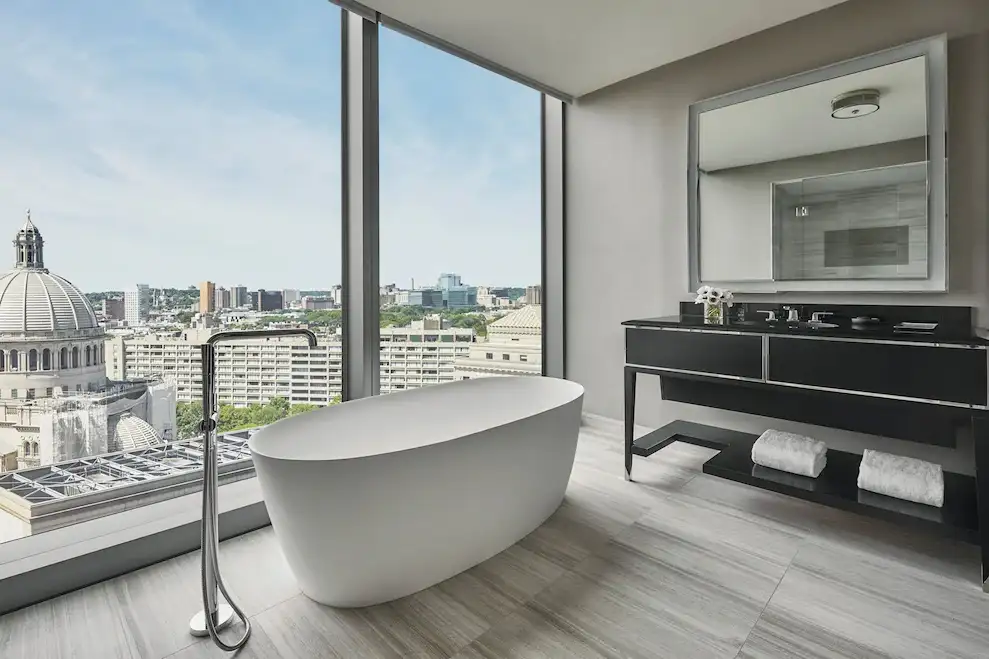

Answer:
[189,603,235,637]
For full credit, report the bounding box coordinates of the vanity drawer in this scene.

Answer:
[767,336,987,406]
[625,328,763,379]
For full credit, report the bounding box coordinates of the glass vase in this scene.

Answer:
[704,302,724,325]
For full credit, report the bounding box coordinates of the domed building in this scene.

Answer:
[0,213,175,470]
[111,412,163,452]
[0,212,108,400]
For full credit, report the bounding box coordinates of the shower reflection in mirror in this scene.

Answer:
[688,36,946,293]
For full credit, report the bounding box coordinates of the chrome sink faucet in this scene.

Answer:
[190,328,317,651]
[810,311,834,323]
[783,306,801,322]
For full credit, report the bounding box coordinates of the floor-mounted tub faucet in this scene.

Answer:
[189,328,318,651]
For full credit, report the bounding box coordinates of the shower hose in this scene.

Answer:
[198,412,252,651]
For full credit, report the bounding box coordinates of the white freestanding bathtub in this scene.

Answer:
[248,376,584,608]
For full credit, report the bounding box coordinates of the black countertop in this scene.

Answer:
[623,314,989,346]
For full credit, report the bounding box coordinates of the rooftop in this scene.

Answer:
[488,304,541,332]
[0,430,256,531]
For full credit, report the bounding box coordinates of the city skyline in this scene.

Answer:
[81,272,538,296]
[0,0,541,292]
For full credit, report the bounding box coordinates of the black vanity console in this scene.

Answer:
[623,304,989,590]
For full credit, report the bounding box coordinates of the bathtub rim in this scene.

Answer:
[248,376,584,463]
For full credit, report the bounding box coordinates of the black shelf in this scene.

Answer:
[702,438,980,545]
[631,420,743,457]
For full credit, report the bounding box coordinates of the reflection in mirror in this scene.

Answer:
[693,46,941,289]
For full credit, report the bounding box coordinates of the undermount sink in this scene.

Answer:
[791,321,839,330]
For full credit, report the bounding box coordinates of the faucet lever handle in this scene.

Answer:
[811,311,834,322]
[756,310,777,322]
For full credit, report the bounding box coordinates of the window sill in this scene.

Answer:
[0,476,268,615]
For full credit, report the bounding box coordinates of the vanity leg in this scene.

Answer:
[624,367,636,481]
[973,414,989,592]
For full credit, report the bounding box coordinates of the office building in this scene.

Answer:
[101,298,125,320]
[282,289,301,305]
[254,289,284,312]
[404,288,444,308]
[199,281,215,314]
[301,296,335,310]
[214,287,231,310]
[444,285,478,308]
[124,284,150,325]
[231,285,249,308]
[524,285,542,305]
[437,273,462,290]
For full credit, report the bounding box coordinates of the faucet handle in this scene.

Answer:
[756,310,778,322]
[810,311,834,323]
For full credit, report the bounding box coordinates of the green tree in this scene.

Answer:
[176,401,203,439]
[289,403,320,416]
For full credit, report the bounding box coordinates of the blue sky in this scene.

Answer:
[0,0,541,292]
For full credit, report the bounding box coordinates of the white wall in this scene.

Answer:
[566,0,989,474]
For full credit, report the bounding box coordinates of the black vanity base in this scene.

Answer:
[624,306,989,590]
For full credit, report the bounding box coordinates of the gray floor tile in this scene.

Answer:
[738,542,989,659]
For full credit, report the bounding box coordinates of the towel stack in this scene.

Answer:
[857,449,944,508]
[751,430,827,478]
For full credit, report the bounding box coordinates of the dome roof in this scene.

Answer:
[0,212,99,334]
[0,269,99,333]
[113,413,163,452]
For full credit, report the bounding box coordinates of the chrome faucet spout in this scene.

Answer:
[206,327,318,347]
[190,327,317,650]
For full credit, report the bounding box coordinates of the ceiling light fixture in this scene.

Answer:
[831,89,881,119]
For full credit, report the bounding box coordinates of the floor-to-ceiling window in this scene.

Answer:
[0,0,340,545]
[377,26,543,394]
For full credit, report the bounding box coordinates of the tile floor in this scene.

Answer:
[1,415,986,658]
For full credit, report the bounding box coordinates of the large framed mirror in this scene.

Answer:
[688,36,947,293]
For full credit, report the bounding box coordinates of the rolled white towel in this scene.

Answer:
[751,430,827,478]
[857,449,944,508]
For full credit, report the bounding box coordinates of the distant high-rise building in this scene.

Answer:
[199,281,215,314]
[231,285,249,308]
[437,273,462,290]
[332,285,343,306]
[445,286,478,309]
[282,289,301,305]
[407,288,443,308]
[102,298,125,320]
[214,287,231,310]
[254,289,283,312]
[124,284,150,325]
[524,285,542,305]
[302,296,335,310]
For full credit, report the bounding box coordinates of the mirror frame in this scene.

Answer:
[687,35,947,293]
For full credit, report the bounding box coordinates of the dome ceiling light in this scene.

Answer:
[831,89,881,119]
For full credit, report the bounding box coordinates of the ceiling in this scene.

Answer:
[699,56,928,170]
[357,0,851,98]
